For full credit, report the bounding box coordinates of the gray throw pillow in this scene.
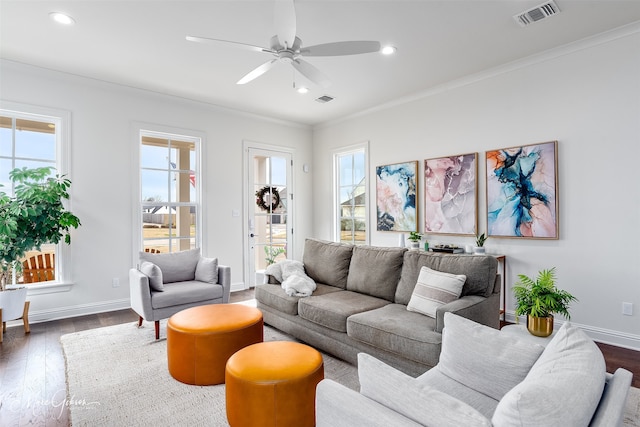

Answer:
[139,248,200,283]
[438,312,545,401]
[195,257,218,284]
[140,261,164,292]
[407,266,466,318]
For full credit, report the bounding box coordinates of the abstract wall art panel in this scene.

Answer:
[486,141,558,239]
[376,161,418,232]
[424,153,477,235]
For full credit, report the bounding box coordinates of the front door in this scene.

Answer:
[246,146,292,287]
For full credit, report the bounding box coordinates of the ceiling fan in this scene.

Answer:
[186,0,381,88]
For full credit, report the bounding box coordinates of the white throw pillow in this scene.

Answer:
[195,257,218,284]
[492,322,606,427]
[140,261,164,292]
[407,266,466,318]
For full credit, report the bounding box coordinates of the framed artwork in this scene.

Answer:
[486,141,558,239]
[424,153,477,235]
[376,161,418,232]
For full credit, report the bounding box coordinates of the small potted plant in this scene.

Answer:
[0,167,81,333]
[474,233,487,254]
[407,232,422,250]
[264,245,286,266]
[512,267,577,337]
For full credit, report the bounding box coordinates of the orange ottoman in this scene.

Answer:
[167,304,263,385]
[225,341,324,427]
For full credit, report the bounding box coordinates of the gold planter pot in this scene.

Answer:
[527,314,554,337]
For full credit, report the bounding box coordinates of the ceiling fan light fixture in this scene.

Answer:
[381,45,397,55]
[49,12,75,25]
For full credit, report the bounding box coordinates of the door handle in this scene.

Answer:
[250,233,258,238]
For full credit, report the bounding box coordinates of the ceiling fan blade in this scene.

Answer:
[274,0,296,49]
[301,41,381,57]
[237,59,278,85]
[186,36,274,54]
[292,59,331,89]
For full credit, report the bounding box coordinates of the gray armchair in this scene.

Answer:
[129,248,231,339]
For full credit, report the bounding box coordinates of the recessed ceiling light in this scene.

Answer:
[297,86,309,94]
[381,45,397,55]
[49,12,75,25]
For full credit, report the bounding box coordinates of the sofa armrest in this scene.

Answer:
[217,265,231,303]
[435,293,500,332]
[589,368,633,427]
[265,273,281,284]
[316,380,422,427]
[129,268,154,320]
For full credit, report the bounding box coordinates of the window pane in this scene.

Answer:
[170,171,195,203]
[354,153,365,182]
[15,119,56,160]
[0,158,12,193]
[0,116,11,157]
[339,155,353,186]
[270,156,286,186]
[18,247,56,284]
[141,138,169,169]
[141,169,168,202]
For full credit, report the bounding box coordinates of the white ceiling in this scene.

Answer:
[2,1,640,126]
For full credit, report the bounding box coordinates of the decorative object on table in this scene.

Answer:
[376,161,418,232]
[474,233,487,254]
[407,231,422,250]
[264,245,286,266]
[486,141,558,239]
[512,267,577,337]
[430,244,464,254]
[255,185,281,212]
[424,153,477,235]
[0,167,81,341]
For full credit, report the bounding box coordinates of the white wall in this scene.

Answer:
[312,29,640,349]
[0,60,313,321]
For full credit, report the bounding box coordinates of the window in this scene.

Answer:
[139,130,200,254]
[334,144,368,245]
[0,105,69,287]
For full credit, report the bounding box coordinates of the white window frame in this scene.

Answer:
[333,142,369,245]
[132,123,204,263]
[0,101,73,294]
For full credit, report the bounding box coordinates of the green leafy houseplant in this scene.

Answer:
[0,167,81,291]
[513,267,577,319]
[408,232,422,242]
[475,233,487,247]
[264,245,285,266]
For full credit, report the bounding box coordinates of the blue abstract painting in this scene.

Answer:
[486,141,558,239]
[376,161,417,232]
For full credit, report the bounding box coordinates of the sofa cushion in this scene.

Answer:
[255,283,342,316]
[358,353,492,427]
[298,291,389,332]
[195,257,218,284]
[438,313,545,401]
[346,245,406,301]
[150,280,222,309]
[302,239,353,289]
[347,304,442,367]
[492,322,606,427]
[407,266,466,318]
[396,251,498,304]
[140,261,164,292]
[139,248,200,284]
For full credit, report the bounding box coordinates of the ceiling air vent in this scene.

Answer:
[514,1,560,27]
[315,95,334,104]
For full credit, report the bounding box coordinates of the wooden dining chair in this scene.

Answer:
[22,253,55,283]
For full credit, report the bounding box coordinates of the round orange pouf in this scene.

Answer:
[167,304,263,385]
[225,341,324,427]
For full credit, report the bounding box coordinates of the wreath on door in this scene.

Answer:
[255,186,281,212]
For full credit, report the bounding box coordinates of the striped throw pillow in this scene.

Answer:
[407,266,466,318]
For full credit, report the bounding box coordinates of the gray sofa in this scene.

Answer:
[256,238,501,375]
[317,312,633,427]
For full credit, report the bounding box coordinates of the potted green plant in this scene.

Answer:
[512,267,577,337]
[474,233,487,254]
[264,245,285,266]
[0,167,81,322]
[407,232,422,250]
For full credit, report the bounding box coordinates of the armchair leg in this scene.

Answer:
[155,321,160,340]
[138,316,143,328]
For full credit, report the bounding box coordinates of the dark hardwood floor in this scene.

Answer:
[0,289,637,426]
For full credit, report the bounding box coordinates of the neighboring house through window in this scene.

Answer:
[0,104,70,287]
[139,130,200,254]
[334,143,368,245]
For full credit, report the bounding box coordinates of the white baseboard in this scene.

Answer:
[230,282,248,293]
[18,298,132,326]
[505,312,640,351]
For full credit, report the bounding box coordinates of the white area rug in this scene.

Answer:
[61,319,640,426]
[61,320,357,426]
